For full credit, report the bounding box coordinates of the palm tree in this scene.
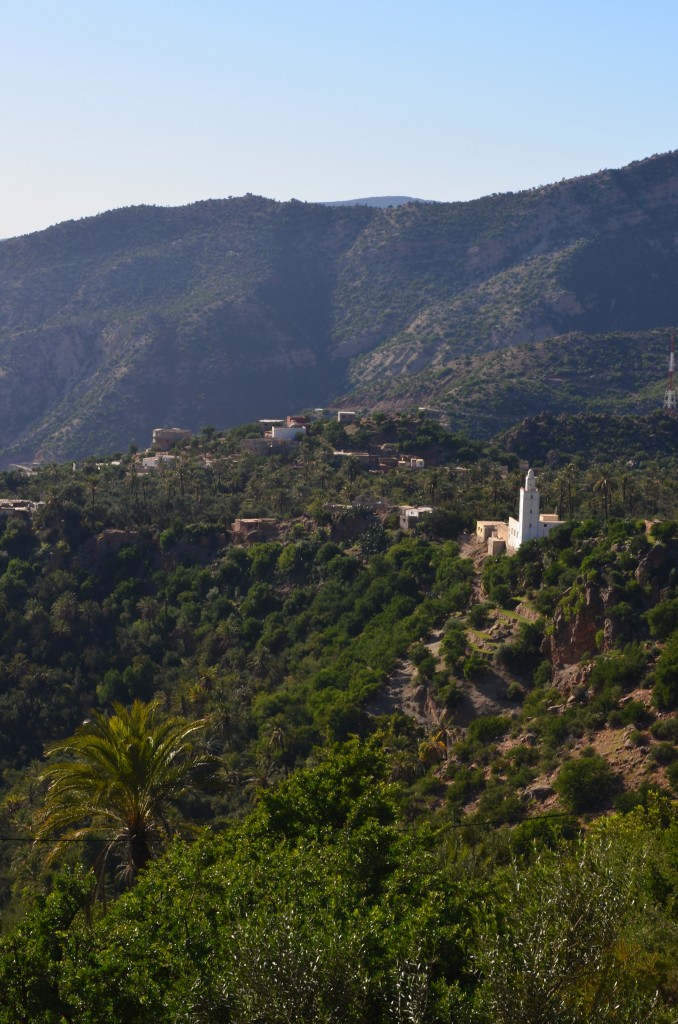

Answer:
[427,470,440,504]
[558,463,578,519]
[267,722,287,756]
[432,713,457,759]
[241,754,281,802]
[593,471,617,519]
[35,700,216,889]
[619,473,636,514]
[417,734,447,767]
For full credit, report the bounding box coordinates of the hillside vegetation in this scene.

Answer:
[495,409,678,464]
[1,415,678,1019]
[346,330,669,437]
[2,152,678,459]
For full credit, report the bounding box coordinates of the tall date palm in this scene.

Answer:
[35,700,215,887]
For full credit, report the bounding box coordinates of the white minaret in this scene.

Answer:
[517,468,540,546]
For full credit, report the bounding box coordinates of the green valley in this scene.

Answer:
[0,414,678,1020]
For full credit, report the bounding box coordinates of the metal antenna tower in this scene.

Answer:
[664,333,677,415]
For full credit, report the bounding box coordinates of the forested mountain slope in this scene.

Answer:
[2,151,678,460]
[2,416,678,1019]
[346,330,669,437]
[494,409,678,465]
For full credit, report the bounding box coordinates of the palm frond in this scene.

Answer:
[35,700,217,888]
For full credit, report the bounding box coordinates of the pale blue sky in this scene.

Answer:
[2,0,677,237]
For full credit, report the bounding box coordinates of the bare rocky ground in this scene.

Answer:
[452,670,521,728]
[458,532,487,601]
[365,656,439,730]
[365,627,519,731]
[369,531,672,812]
[367,533,520,730]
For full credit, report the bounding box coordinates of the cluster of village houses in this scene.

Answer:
[0,412,565,556]
[220,408,565,553]
[230,499,434,545]
[140,407,432,480]
[144,414,436,543]
[230,467,566,550]
[239,410,428,469]
[0,498,44,521]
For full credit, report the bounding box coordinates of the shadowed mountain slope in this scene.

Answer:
[495,409,678,465]
[2,152,678,460]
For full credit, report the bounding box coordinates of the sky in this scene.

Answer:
[2,0,677,238]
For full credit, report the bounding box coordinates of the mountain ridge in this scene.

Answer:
[2,151,678,461]
[322,196,435,207]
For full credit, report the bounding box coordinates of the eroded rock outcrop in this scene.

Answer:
[635,541,678,599]
[551,582,605,667]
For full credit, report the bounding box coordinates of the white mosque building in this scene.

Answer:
[476,468,564,555]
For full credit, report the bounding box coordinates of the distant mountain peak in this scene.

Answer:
[3,151,678,462]
[322,196,435,208]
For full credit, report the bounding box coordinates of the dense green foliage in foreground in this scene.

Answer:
[35,701,217,885]
[3,414,678,1019]
[2,743,678,1022]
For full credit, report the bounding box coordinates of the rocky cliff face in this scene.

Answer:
[551,583,606,669]
[548,540,678,693]
[635,541,678,598]
[550,578,646,672]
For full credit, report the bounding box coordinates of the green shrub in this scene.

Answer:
[650,717,678,742]
[495,621,545,675]
[588,644,648,694]
[408,643,429,667]
[467,602,492,629]
[650,522,678,543]
[653,633,678,710]
[532,660,552,687]
[533,585,562,616]
[649,742,677,765]
[491,583,513,608]
[607,700,654,729]
[416,654,436,682]
[483,555,518,606]
[445,765,485,809]
[474,784,526,825]
[434,678,464,710]
[441,623,467,669]
[614,781,657,813]
[645,598,678,640]
[468,716,511,744]
[463,651,489,680]
[554,750,619,813]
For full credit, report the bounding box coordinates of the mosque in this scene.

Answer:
[476,468,564,555]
